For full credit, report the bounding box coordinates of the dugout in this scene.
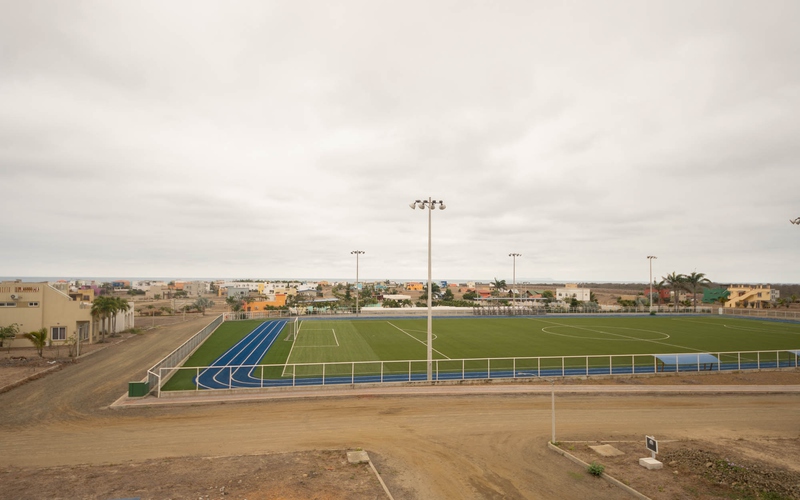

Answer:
[655,353,719,372]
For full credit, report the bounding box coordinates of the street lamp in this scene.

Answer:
[351,250,365,316]
[647,255,657,313]
[509,253,521,309]
[410,197,446,381]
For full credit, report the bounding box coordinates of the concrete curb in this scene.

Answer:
[548,442,652,500]
[0,364,62,395]
[367,455,395,500]
[109,381,800,409]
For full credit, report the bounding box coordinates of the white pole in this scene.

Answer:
[551,380,556,443]
[427,197,433,382]
[351,251,364,316]
[410,198,444,382]
[509,253,521,309]
[648,256,657,313]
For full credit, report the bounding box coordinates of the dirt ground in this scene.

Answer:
[1,318,799,499]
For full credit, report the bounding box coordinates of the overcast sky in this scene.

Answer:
[2,1,799,284]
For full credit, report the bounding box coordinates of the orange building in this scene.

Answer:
[241,294,287,311]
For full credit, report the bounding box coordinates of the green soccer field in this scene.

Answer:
[162,315,800,390]
[281,316,800,364]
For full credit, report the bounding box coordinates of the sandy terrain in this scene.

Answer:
[1,316,799,499]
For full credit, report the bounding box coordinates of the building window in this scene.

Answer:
[0,302,16,307]
[51,326,66,341]
[28,302,39,307]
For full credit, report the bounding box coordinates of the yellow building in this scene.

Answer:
[0,281,95,348]
[405,282,424,291]
[724,285,779,308]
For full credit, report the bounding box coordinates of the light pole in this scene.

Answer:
[509,253,521,309]
[410,197,446,381]
[351,250,365,316]
[647,255,657,313]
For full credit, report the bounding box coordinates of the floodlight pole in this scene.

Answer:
[509,253,521,309]
[791,217,800,225]
[647,256,657,313]
[351,250,365,316]
[410,197,446,382]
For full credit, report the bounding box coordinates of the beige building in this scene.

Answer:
[0,281,94,348]
[724,285,779,308]
[556,283,591,302]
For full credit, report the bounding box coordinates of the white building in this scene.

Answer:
[556,284,591,302]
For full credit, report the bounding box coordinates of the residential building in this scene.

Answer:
[556,284,591,302]
[724,285,779,308]
[184,281,210,297]
[0,281,95,348]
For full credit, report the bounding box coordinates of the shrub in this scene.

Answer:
[587,461,605,476]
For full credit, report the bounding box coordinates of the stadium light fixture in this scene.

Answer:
[509,253,521,308]
[647,256,657,313]
[410,197,446,381]
[351,250,365,316]
[791,217,800,225]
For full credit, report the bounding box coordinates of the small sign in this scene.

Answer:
[646,436,658,455]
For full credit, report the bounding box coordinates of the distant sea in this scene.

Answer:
[1,276,653,285]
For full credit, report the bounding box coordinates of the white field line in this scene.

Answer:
[387,321,451,360]
[526,317,707,354]
[290,329,339,347]
[282,320,303,377]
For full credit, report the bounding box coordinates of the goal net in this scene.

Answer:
[284,317,299,341]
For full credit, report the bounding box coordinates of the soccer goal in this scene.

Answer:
[284,317,299,341]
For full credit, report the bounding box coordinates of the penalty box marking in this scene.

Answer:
[295,328,340,347]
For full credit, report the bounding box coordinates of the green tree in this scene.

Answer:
[652,279,667,307]
[462,290,478,301]
[110,297,130,336]
[193,297,215,316]
[23,328,48,357]
[225,296,243,312]
[683,272,711,312]
[0,323,20,351]
[443,288,454,300]
[91,296,115,342]
[664,272,686,309]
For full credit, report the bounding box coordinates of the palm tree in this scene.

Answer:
[652,279,667,308]
[90,296,128,340]
[492,278,507,291]
[110,297,130,336]
[683,272,712,312]
[24,328,48,357]
[664,272,686,309]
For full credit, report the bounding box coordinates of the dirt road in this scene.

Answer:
[1,318,799,499]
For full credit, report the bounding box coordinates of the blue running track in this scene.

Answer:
[195,320,287,389]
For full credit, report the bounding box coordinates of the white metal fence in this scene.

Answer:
[146,314,223,390]
[721,308,800,321]
[157,348,800,394]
